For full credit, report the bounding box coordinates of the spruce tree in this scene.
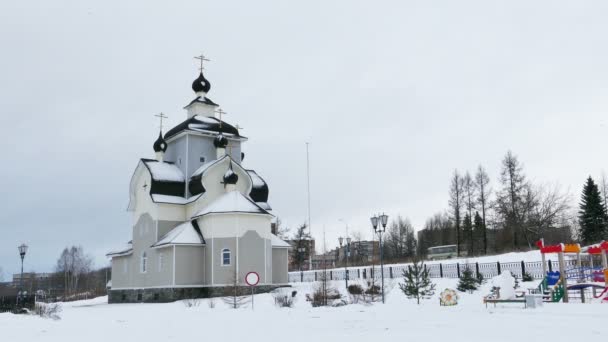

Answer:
[473,212,484,255]
[399,260,436,304]
[578,177,608,244]
[462,213,473,255]
[457,267,478,293]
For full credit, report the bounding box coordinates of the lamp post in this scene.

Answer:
[17,243,28,305]
[338,236,352,289]
[370,213,388,304]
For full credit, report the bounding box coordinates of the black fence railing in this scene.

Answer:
[288,259,579,283]
[0,295,35,313]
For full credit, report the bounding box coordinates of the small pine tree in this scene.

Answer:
[457,267,478,293]
[399,260,436,304]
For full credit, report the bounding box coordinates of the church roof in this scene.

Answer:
[186,96,218,107]
[164,115,241,141]
[140,159,185,197]
[152,221,205,248]
[142,159,185,182]
[106,242,133,257]
[191,190,272,218]
[271,234,291,248]
[246,170,269,203]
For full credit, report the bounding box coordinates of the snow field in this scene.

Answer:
[1,276,605,342]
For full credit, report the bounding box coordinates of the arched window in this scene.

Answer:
[141,251,147,273]
[221,248,231,266]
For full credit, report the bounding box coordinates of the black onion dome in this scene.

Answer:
[223,164,239,185]
[214,133,228,148]
[192,72,211,93]
[153,131,167,153]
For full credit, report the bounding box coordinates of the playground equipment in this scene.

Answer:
[537,240,608,303]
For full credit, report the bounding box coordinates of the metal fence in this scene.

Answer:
[288,259,579,283]
[0,295,35,313]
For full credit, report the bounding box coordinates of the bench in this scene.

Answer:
[483,298,527,308]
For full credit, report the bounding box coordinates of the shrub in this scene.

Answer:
[347,284,364,295]
[32,303,62,320]
[273,289,296,308]
[183,298,201,308]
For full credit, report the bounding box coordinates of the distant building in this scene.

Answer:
[311,252,338,270]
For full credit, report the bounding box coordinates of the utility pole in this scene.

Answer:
[306,142,312,270]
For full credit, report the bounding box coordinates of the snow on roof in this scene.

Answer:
[192,191,272,218]
[151,194,202,205]
[271,234,291,248]
[152,221,205,248]
[106,242,133,257]
[142,160,185,182]
[247,170,266,188]
[192,157,224,177]
[256,202,272,211]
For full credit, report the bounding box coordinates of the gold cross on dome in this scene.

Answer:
[194,54,211,72]
[155,112,168,131]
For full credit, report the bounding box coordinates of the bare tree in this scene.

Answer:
[271,217,290,239]
[449,170,465,256]
[55,246,93,297]
[496,151,529,249]
[475,165,491,254]
[385,216,417,261]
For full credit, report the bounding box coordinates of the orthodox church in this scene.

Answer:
[107,62,290,303]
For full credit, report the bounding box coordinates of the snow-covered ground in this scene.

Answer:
[1,277,605,342]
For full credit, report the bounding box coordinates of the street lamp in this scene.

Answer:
[370,213,388,303]
[298,247,306,281]
[338,236,352,289]
[17,243,28,305]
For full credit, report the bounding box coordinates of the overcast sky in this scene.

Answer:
[1,0,607,278]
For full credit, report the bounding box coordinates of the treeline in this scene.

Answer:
[11,246,110,300]
[418,151,587,257]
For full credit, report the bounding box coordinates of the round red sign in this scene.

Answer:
[245,271,260,286]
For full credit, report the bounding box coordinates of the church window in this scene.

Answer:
[200,155,205,163]
[178,158,182,165]
[221,248,231,266]
[158,253,164,272]
[141,251,148,273]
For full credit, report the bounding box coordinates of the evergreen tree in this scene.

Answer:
[457,267,478,293]
[473,212,484,255]
[399,260,436,304]
[462,213,473,255]
[578,177,608,244]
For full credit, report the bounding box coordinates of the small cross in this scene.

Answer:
[155,112,168,132]
[194,54,211,72]
[216,108,227,128]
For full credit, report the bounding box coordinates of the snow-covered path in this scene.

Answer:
[1,279,605,342]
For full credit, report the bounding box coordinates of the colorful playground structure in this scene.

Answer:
[538,240,608,303]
